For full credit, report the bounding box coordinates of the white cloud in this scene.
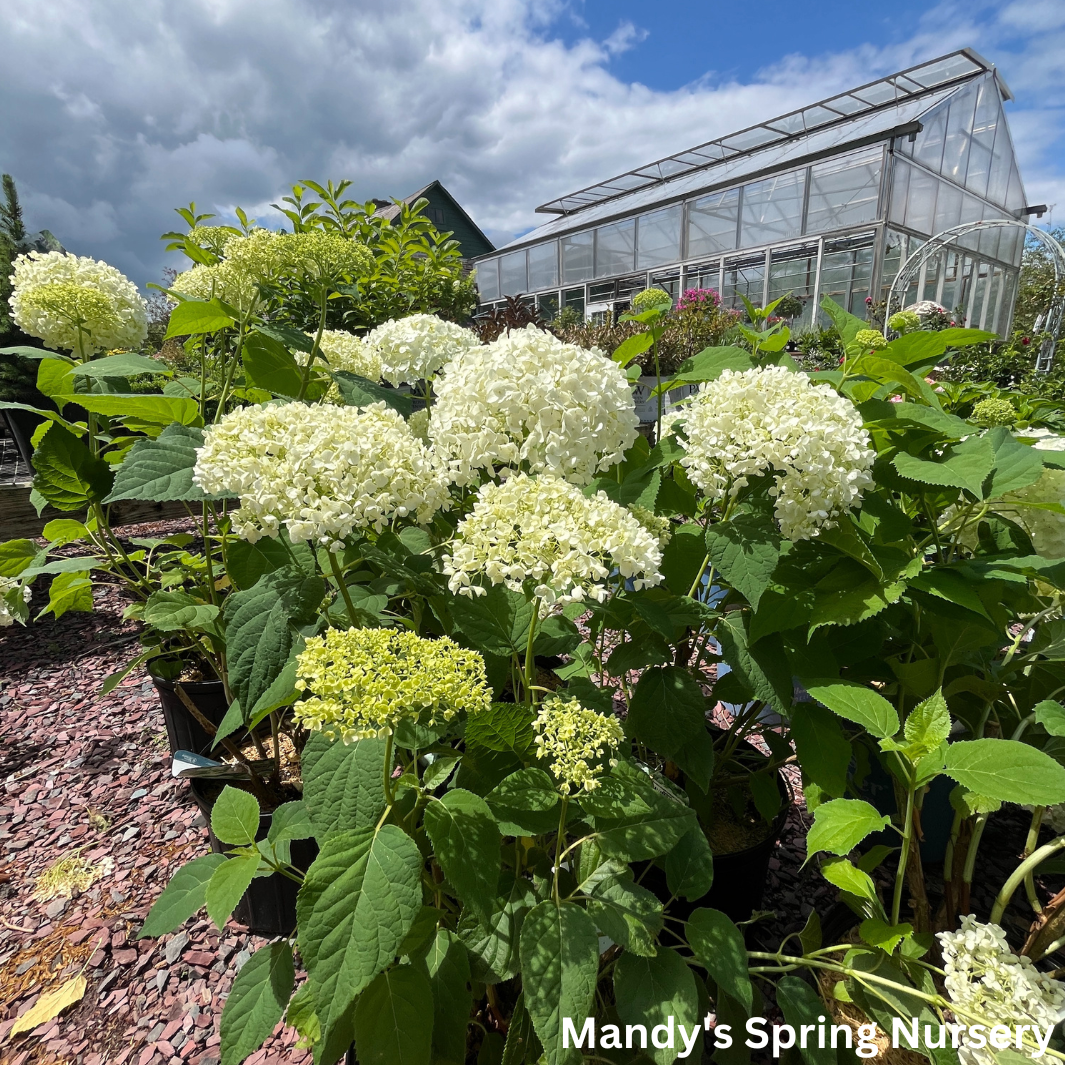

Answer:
[0,0,1061,285]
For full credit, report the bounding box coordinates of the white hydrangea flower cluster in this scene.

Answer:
[306,329,383,382]
[442,473,663,611]
[533,695,625,794]
[221,229,372,286]
[172,262,259,313]
[9,251,148,357]
[193,401,448,548]
[0,578,30,628]
[938,916,1065,1064]
[679,366,875,540]
[185,226,235,256]
[430,325,639,487]
[363,313,480,387]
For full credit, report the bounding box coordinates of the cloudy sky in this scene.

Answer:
[2,0,1062,287]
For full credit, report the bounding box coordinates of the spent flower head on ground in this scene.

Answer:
[293,628,491,742]
[9,251,148,357]
[193,400,447,547]
[430,324,639,487]
[442,472,663,611]
[679,365,875,540]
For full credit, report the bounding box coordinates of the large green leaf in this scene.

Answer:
[1035,701,1065,737]
[106,424,232,504]
[449,583,534,657]
[302,733,388,839]
[423,930,473,1065]
[583,861,664,957]
[297,826,423,1041]
[686,908,752,1011]
[205,853,260,929]
[580,761,696,861]
[225,533,315,590]
[672,345,753,384]
[806,799,889,858]
[893,435,996,497]
[458,872,535,984]
[665,825,714,901]
[211,785,261,846]
[42,571,93,618]
[142,590,219,633]
[73,352,170,378]
[58,392,201,431]
[333,370,414,416]
[790,702,851,798]
[225,568,325,724]
[943,739,1065,806]
[803,680,899,739]
[423,789,501,921]
[614,949,701,1065]
[717,613,793,712]
[486,767,560,836]
[820,296,865,344]
[166,298,237,337]
[0,539,38,579]
[219,941,295,1065]
[242,330,304,398]
[626,667,714,791]
[519,901,599,1065]
[32,422,113,509]
[901,689,951,759]
[705,513,781,609]
[819,857,878,902]
[353,964,433,1065]
[465,702,535,757]
[139,854,227,937]
[983,426,1046,500]
[776,976,834,1065]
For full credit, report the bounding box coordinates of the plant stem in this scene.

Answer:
[553,796,569,904]
[991,836,1065,924]
[327,549,360,627]
[891,764,917,927]
[381,732,396,807]
[962,811,990,888]
[1025,806,1046,914]
[524,601,541,708]
[296,286,329,402]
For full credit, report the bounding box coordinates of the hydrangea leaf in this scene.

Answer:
[944,739,1065,806]
[806,799,890,858]
[614,949,701,1065]
[219,942,295,1065]
[353,965,434,1065]
[686,907,752,1012]
[301,733,388,839]
[423,789,501,922]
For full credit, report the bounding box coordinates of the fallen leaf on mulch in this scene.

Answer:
[10,973,87,1037]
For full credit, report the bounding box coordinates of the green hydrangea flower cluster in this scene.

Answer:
[293,628,492,743]
[854,328,887,351]
[888,310,921,334]
[533,695,625,794]
[972,397,1016,427]
[631,287,672,312]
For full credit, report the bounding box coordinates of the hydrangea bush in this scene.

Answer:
[8,202,1065,1065]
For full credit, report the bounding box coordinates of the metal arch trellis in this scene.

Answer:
[884,220,1065,372]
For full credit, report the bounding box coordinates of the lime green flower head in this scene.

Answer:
[293,628,491,743]
[888,310,921,334]
[281,231,373,283]
[972,397,1015,427]
[632,287,672,313]
[533,695,625,794]
[854,328,887,351]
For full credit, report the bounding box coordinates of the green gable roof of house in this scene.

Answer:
[373,179,494,259]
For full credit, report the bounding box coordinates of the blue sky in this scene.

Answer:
[0,0,1061,285]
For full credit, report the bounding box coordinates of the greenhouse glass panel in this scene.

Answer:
[563,286,586,317]
[904,163,939,235]
[477,258,500,301]
[985,267,1002,332]
[768,243,818,328]
[595,219,635,277]
[880,229,909,304]
[941,85,977,184]
[636,205,681,269]
[688,188,739,258]
[913,106,948,173]
[818,232,874,320]
[968,260,990,329]
[934,180,963,232]
[499,250,528,295]
[999,270,1017,332]
[977,224,1001,262]
[528,242,559,291]
[537,292,559,321]
[1005,162,1025,212]
[650,271,681,301]
[889,159,910,225]
[986,138,1012,206]
[722,253,766,309]
[686,261,722,295]
[561,231,594,283]
[740,170,805,246]
[806,148,883,234]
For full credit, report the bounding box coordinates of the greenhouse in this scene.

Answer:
[475,49,1032,333]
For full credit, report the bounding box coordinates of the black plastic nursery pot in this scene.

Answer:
[641,770,792,924]
[152,675,230,756]
[188,777,317,937]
